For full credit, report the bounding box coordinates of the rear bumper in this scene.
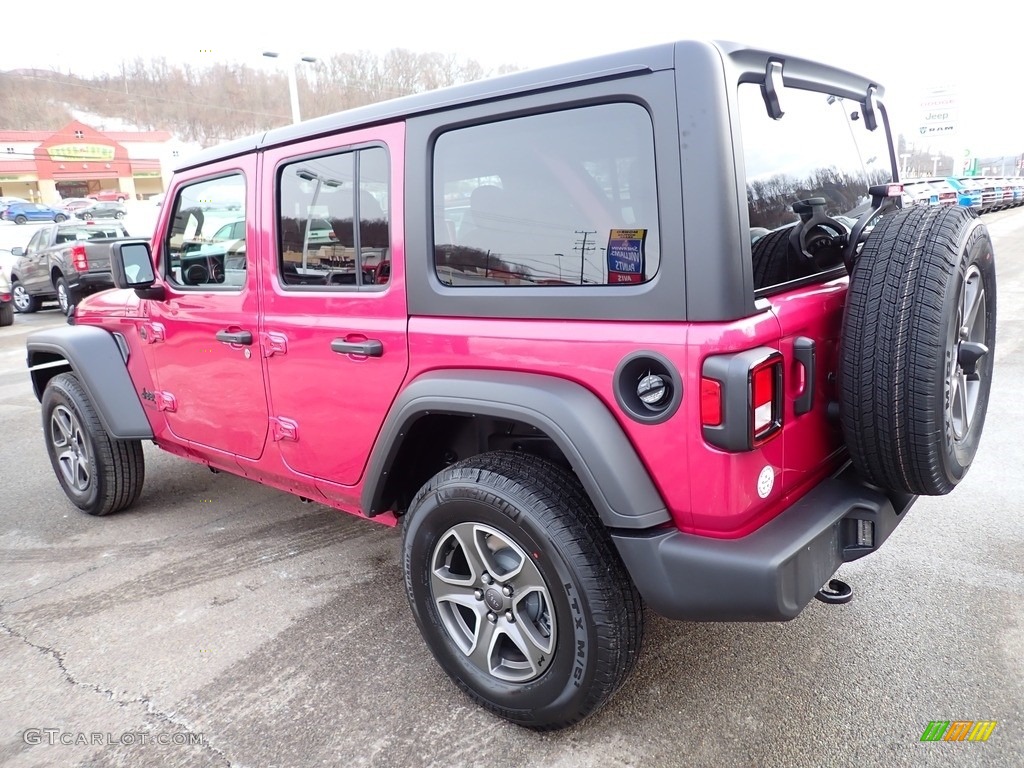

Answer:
[611,463,917,622]
[67,272,114,294]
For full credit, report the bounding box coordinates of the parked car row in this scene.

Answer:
[0,199,129,224]
[901,175,1024,214]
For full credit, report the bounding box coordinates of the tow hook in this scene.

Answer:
[815,578,853,604]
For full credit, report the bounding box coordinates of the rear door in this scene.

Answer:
[736,77,898,499]
[257,124,408,493]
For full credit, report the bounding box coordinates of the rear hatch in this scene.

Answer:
[694,76,898,536]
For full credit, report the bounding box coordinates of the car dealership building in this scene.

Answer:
[0,120,192,203]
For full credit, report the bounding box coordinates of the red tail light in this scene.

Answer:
[71,244,88,272]
[701,347,783,451]
[750,355,783,445]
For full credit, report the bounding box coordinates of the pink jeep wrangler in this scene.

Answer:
[26,39,997,730]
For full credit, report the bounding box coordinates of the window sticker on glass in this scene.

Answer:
[606,229,647,284]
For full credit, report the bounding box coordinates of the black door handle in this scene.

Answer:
[793,336,815,415]
[331,338,383,357]
[216,329,253,345]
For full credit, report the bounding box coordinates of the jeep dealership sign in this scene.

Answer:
[919,87,957,137]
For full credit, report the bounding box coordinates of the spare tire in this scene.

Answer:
[839,205,996,495]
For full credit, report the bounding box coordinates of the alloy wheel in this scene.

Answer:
[950,264,988,441]
[49,404,92,493]
[430,522,556,683]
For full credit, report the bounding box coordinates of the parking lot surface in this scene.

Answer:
[0,208,1022,767]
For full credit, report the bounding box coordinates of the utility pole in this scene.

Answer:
[575,230,596,285]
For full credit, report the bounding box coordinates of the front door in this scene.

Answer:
[258,126,409,487]
[145,161,269,460]
[19,228,51,293]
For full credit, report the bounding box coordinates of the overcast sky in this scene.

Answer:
[3,1,1017,157]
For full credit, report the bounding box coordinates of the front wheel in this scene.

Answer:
[402,451,644,730]
[41,372,145,515]
[115,211,125,219]
[54,214,67,223]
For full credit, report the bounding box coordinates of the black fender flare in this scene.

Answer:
[362,370,671,530]
[26,325,153,440]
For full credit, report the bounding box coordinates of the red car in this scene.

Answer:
[24,40,997,731]
[88,190,129,202]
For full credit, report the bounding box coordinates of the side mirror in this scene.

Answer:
[11,247,24,257]
[110,240,165,300]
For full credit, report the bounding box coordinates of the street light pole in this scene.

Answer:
[263,52,317,124]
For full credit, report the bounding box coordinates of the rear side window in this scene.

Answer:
[276,145,391,289]
[738,84,894,290]
[432,103,660,287]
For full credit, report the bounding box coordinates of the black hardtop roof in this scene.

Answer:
[174,38,885,172]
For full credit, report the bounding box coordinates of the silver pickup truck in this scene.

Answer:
[9,221,146,316]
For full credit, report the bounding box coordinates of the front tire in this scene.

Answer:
[41,372,145,516]
[402,451,644,730]
[54,214,67,223]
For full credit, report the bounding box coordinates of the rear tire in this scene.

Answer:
[0,301,13,326]
[402,450,644,730]
[41,372,145,516]
[839,205,997,495]
[14,215,27,224]
[11,279,39,313]
[55,276,75,316]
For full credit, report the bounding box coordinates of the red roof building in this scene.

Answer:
[0,120,190,203]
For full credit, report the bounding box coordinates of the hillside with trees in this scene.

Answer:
[0,50,519,145]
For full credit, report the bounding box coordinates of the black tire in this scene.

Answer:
[115,211,125,219]
[41,372,145,516]
[14,214,27,224]
[839,205,997,495]
[11,279,39,313]
[0,301,13,327]
[54,214,67,223]
[402,450,644,730]
[55,276,74,316]
[750,225,819,289]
